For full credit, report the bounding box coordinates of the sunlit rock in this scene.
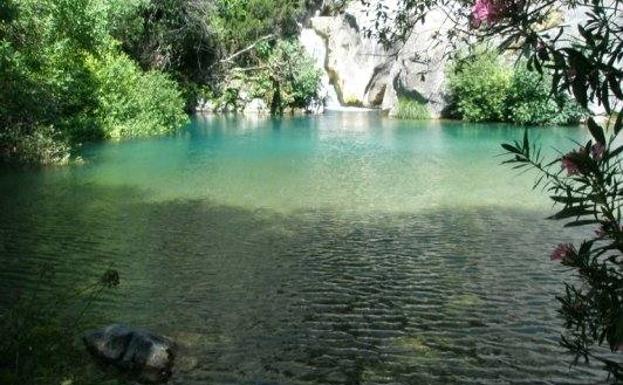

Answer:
[243,98,270,115]
[305,0,453,115]
[196,99,215,114]
[309,3,390,108]
[83,324,175,384]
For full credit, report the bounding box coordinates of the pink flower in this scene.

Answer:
[472,0,499,25]
[550,243,576,262]
[591,142,605,161]
[561,148,588,175]
[596,222,621,238]
[561,156,580,175]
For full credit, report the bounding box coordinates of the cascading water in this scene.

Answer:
[299,28,342,110]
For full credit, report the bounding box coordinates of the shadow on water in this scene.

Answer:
[0,177,606,385]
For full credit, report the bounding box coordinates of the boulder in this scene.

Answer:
[306,0,453,114]
[196,98,215,113]
[310,3,390,108]
[381,5,456,118]
[243,98,270,115]
[83,324,175,383]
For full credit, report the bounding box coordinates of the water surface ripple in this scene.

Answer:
[0,112,606,384]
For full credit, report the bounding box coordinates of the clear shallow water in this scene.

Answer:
[0,112,607,384]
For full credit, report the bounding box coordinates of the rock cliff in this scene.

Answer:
[302,1,455,117]
[301,0,588,118]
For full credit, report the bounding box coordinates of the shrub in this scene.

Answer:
[253,40,322,114]
[394,97,430,120]
[448,49,586,125]
[87,48,189,139]
[506,66,585,125]
[208,0,303,60]
[0,126,71,165]
[447,49,511,122]
[0,0,189,164]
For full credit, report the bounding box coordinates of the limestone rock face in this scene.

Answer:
[382,7,455,118]
[310,3,391,108]
[243,98,270,115]
[83,324,175,384]
[306,0,455,116]
[196,99,215,113]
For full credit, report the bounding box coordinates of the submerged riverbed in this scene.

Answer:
[0,112,606,384]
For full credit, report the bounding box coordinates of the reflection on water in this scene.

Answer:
[0,113,605,384]
[43,112,588,212]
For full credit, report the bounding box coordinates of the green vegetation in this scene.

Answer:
[447,49,584,125]
[256,40,322,113]
[394,97,431,120]
[505,66,585,126]
[447,49,511,122]
[108,0,319,112]
[0,267,120,385]
[0,0,321,165]
[87,48,187,139]
[0,0,188,165]
[199,40,321,113]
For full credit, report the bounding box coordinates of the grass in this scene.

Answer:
[394,97,430,120]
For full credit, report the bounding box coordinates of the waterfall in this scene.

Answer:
[299,27,342,110]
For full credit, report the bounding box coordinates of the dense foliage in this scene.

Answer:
[0,0,187,164]
[87,48,187,139]
[448,49,584,124]
[196,39,321,113]
[505,66,584,126]
[109,0,316,108]
[256,40,322,113]
[394,97,431,120]
[0,0,321,165]
[361,0,623,380]
[0,267,120,385]
[447,49,511,122]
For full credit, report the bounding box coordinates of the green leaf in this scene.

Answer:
[601,80,611,115]
[548,206,594,220]
[501,143,520,154]
[564,219,601,227]
[608,74,623,100]
[571,75,589,109]
[607,144,623,159]
[587,117,606,144]
[550,195,586,204]
[578,25,595,47]
[614,110,623,136]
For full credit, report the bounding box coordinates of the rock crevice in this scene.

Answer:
[301,1,455,117]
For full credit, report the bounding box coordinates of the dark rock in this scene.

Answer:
[83,324,175,383]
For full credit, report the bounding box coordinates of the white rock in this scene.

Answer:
[310,2,390,108]
[243,98,270,115]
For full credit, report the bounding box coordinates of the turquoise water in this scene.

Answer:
[0,112,606,384]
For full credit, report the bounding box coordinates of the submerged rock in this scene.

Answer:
[83,324,175,383]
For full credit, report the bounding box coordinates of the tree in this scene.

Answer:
[361,0,623,380]
[0,0,187,164]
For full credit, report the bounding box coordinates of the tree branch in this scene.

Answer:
[215,34,276,67]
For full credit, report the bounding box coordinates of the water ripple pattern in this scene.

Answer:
[0,112,606,384]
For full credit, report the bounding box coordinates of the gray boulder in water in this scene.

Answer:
[83,324,175,383]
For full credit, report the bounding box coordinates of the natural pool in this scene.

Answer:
[0,112,606,384]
